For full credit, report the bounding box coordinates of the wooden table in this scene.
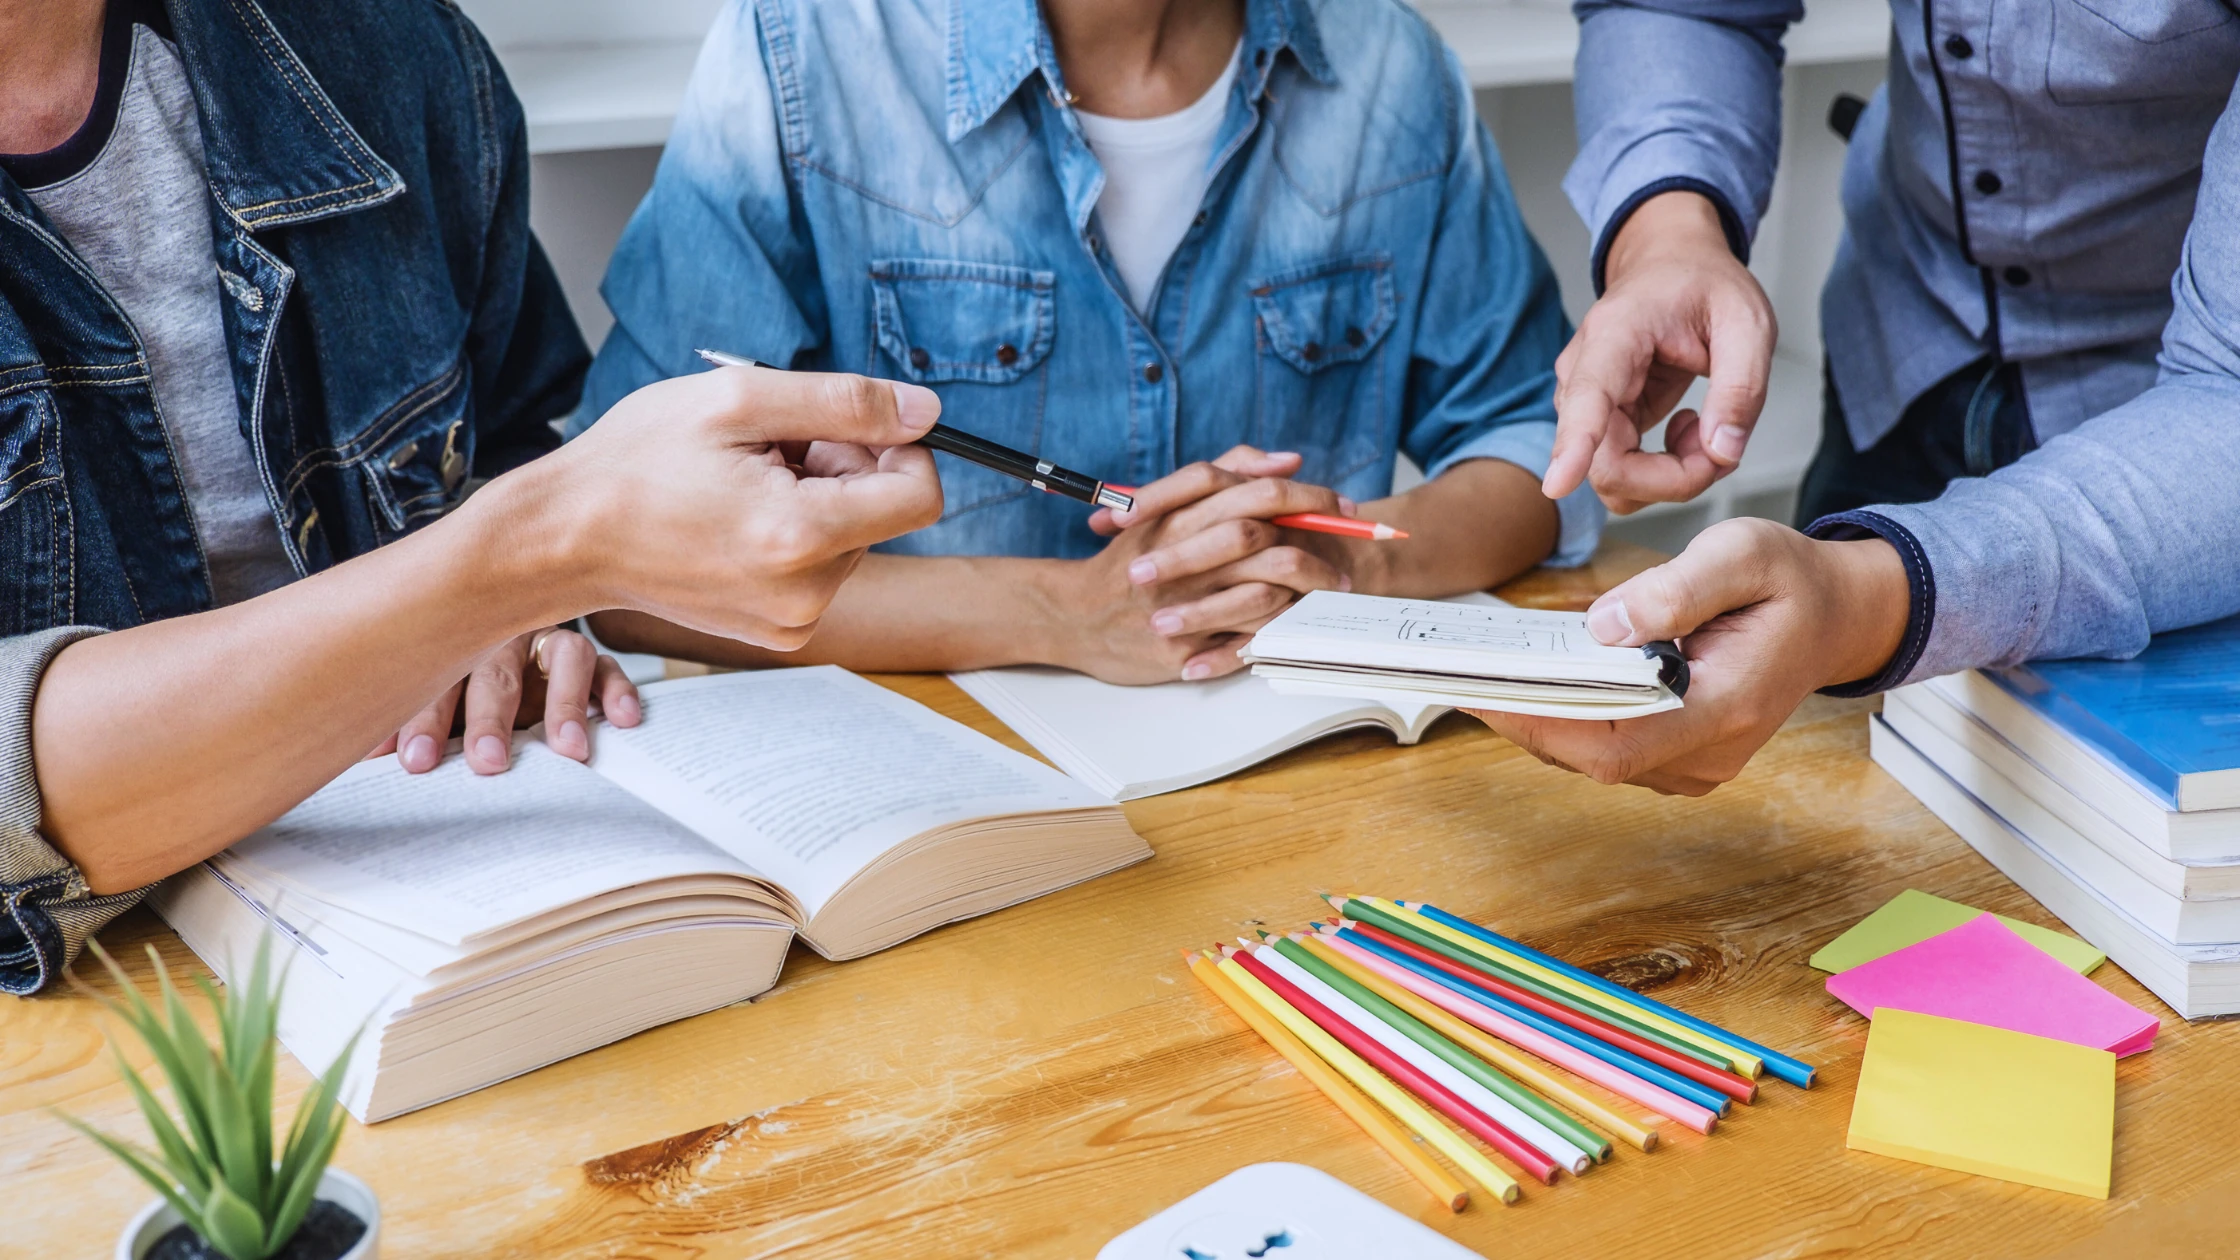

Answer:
[10,542,2240,1258]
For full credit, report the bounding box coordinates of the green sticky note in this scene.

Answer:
[1809,889,2105,975]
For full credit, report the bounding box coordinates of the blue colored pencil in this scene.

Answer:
[1335,926,1733,1116]
[1405,901,1818,1089]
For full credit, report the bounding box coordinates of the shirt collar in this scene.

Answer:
[944,0,1334,142]
[162,0,403,230]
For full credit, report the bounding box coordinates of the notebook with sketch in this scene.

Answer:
[1240,591,1686,719]
[150,667,1147,1122]
[948,593,1513,800]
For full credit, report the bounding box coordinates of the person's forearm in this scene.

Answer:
[32,471,582,894]
[590,553,1071,673]
[1341,459,1560,597]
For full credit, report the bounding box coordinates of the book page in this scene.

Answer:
[586,667,1113,916]
[1247,591,1663,685]
[223,739,753,946]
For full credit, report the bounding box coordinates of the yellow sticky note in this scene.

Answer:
[1848,1009,2114,1198]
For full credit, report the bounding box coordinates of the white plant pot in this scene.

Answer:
[116,1167,379,1260]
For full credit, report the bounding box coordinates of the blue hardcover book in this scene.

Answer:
[1977,615,2240,814]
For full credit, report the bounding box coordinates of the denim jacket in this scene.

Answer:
[0,0,586,637]
[0,0,587,995]
[578,0,1601,564]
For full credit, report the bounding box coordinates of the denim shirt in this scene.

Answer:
[579,0,1601,564]
[0,0,586,995]
[0,0,587,637]
[1566,0,2240,452]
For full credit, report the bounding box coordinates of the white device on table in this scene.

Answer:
[1097,1163,1488,1260]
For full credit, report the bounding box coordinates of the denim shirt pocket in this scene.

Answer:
[2048,0,2240,106]
[0,384,69,635]
[353,362,473,543]
[1250,255,1397,486]
[870,259,1055,521]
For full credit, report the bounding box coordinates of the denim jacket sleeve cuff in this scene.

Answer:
[1803,510,1935,697]
[1588,176,1750,297]
[1427,420,1607,569]
[0,625,153,996]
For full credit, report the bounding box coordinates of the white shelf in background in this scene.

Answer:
[487,0,1891,154]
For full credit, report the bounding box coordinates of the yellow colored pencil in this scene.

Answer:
[1185,951,1470,1212]
[1215,952,1523,1205]
[1354,895,1765,1079]
[1302,932,1662,1154]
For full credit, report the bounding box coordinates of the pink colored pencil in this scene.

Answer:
[1102,486,1407,541]
[1317,928,1720,1134]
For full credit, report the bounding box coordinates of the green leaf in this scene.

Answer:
[150,948,227,1161]
[111,1046,212,1201]
[54,1112,202,1232]
[198,1176,271,1260]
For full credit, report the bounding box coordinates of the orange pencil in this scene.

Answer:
[1106,486,1408,541]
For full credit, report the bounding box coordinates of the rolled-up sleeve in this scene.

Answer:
[1820,87,2240,686]
[1,627,149,996]
[1405,47,1603,567]
[1565,0,1799,291]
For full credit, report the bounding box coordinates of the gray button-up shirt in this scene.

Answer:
[1567,0,2240,450]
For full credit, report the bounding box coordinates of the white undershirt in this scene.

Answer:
[1075,45,1242,314]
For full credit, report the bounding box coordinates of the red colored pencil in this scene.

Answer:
[1103,487,1408,540]
[1338,919,1759,1105]
[1227,945,1561,1184]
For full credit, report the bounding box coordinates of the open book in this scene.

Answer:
[1241,592,1686,719]
[150,667,1147,1122]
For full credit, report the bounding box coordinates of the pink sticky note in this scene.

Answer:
[1827,914,2159,1056]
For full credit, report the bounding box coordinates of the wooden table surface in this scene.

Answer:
[9,541,2239,1258]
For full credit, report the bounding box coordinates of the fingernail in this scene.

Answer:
[1182,662,1213,681]
[1151,611,1183,635]
[887,380,940,431]
[1709,424,1748,461]
[612,694,641,724]
[1337,496,1357,516]
[559,719,587,753]
[1270,450,1301,461]
[1128,558,1157,584]
[1339,574,1353,592]
[1586,595,1635,645]
[402,734,439,773]
[476,734,509,767]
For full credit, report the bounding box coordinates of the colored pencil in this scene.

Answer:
[1184,950,1470,1211]
[1274,935,1609,1166]
[1103,486,1407,541]
[1333,897,1737,1074]
[1403,899,1818,1090]
[1215,953,1522,1204]
[1228,946,1562,1185]
[1355,896,1765,1078]
[1325,928,1724,1131]
[1336,918,1758,1105]
[1255,941,1592,1175]
[1299,933,1658,1155]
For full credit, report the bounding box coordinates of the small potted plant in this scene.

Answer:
[61,932,378,1260]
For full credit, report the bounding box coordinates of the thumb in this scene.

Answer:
[1584,519,1785,646]
[698,367,941,447]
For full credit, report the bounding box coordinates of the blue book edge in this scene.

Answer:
[1984,667,2183,810]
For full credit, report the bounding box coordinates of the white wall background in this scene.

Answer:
[499,0,1887,552]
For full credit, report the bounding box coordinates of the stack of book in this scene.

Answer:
[1869,614,2240,1018]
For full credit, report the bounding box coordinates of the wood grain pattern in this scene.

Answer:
[7,544,2235,1257]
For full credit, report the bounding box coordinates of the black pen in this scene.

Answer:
[694,349,1135,512]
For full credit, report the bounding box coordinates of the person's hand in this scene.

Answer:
[1547,191,1777,514]
[486,367,947,651]
[370,626,640,775]
[1049,445,1359,683]
[1465,519,1908,794]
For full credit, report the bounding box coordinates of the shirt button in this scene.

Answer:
[1943,34,1974,59]
[1303,342,1323,362]
[1143,363,1164,383]
[995,343,1019,366]
[1344,325,1366,348]
[910,347,931,370]
[1974,170,2003,195]
[2003,266,2032,286]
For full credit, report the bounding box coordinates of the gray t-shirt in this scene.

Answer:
[26,24,298,607]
